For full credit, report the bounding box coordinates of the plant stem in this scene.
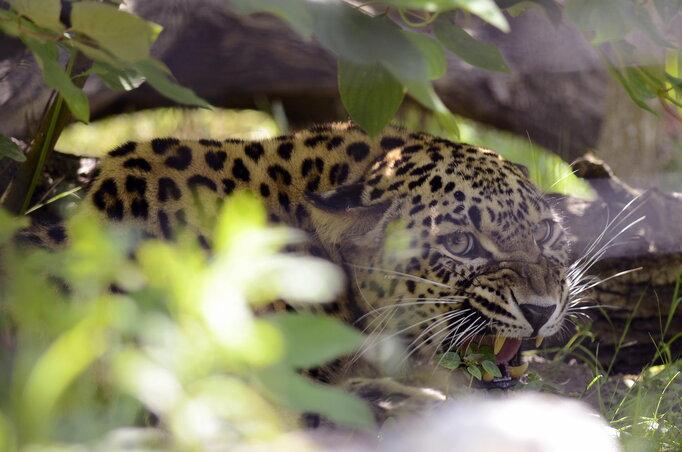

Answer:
[2,50,90,215]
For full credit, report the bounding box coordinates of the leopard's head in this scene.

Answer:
[308,135,570,384]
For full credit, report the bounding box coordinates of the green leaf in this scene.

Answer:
[436,351,461,370]
[7,0,63,31]
[401,79,447,112]
[434,111,460,139]
[214,191,267,253]
[257,367,375,429]
[132,58,211,109]
[434,19,511,73]
[0,9,22,36]
[385,0,509,31]
[497,0,562,26]
[0,134,25,162]
[383,0,463,12]
[338,59,404,136]
[403,32,446,80]
[265,313,363,368]
[88,62,146,92]
[666,74,682,96]
[565,0,637,44]
[310,2,428,83]
[452,0,509,31]
[625,67,658,100]
[71,2,161,62]
[21,36,90,122]
[230,0,313,39]
[467,365,482,380]
[0,208,29,245]
[481,360,502,378]
[601,53,656,114]
[71,41,121,68]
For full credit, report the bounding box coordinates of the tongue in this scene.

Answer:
[460,336,523,363]
[494,338,522,363]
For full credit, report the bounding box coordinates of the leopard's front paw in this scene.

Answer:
[342,377,446,422]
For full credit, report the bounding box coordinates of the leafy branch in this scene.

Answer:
[0,0,210,214]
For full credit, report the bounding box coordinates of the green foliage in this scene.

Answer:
[70,2,160,62]
[0,0,212,215]
[434,17,511,73]
[338,60,405,136]
[234,0,681,136]
[0,0,209,121]
[436,344,502,382]
[0,193,373,450]
[230,0,314,39]
[21,36,90,122]
[0,135,24,162]
[564,0,682,114]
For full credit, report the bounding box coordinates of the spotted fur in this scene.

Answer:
[83,122,570,386]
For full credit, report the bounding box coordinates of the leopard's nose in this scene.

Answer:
[520,304,556,335]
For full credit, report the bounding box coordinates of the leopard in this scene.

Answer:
[37,121,571,419]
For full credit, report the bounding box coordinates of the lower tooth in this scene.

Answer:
[508,362,529,378]
[483,371,494,382]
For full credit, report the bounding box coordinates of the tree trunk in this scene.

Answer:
[552,157,682,372]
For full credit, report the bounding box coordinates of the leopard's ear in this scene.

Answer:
[513,163,530,178]
[305,184,366,212]
[305,184,393,247]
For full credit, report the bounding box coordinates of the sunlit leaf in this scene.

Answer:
[133,58,211,109]
[247,256,344,305]
[7,0,63,31]
[434,19,511,73]
[385,0,509,31]
[115,349,183,414]
[89,61,146,91]
[452,0,509,31]
[338,59,404,136]
[21,304,113,434]
[21,36,90,122]
[265,313,363,368]
[0,134,25,162]
[257,367,375,428]
[214,191,267,252]
[667,74,682,96]
[71,2,161,62]
[230,0,313,39]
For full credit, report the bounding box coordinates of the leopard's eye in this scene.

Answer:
[443,232,475,257]
[533,219,555,245]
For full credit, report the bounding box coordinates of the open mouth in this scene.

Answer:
[459,335,543,389]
